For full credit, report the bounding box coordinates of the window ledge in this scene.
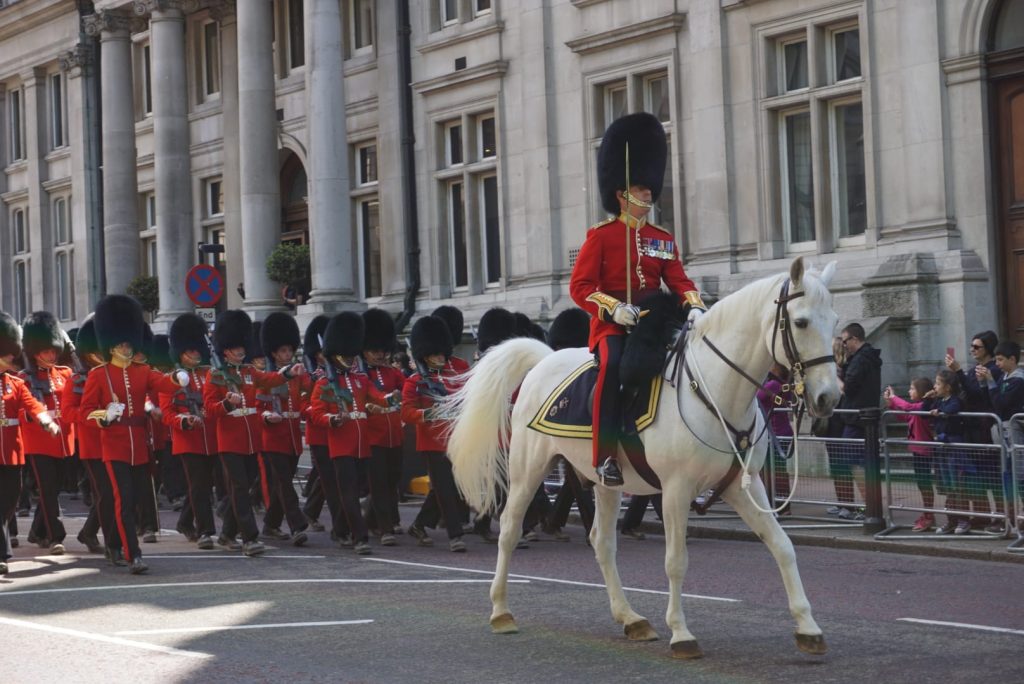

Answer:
[412,60,508,96]
[43,147,71,163]
[344,51,377,77]
[3,160,28,175]
[566,12,685,55]
[417,19,504,54]
[570,0,612,8]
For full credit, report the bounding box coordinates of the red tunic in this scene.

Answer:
[62,371,103,461]
[364,365,405,448]
[148,389,170,451]
[18,366,74,458]
[569,215,699,349]
[310,371,388,458]
[202,364,289,455]
[81,362,182,465]
[257,375,308,456]
[160,366,218,457]
[1,372,48,466]
[401,366,463,453]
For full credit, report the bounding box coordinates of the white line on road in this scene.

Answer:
[115,619,374,636]
[0,616,211,660]
[0,578,527,598]
[363,557,741,603]
[140,555,328,560]
[898,618,1024,636]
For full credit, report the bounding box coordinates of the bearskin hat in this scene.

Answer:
[513,312,546,342]
[362,308,397,353]
[149,334,172,370]
[214,309,252,353]
[303,315,330,358]
[248,321,265,362]
[477,307,517,354]
[409,315,452,362]
[169,313,209,362]
[431,305,464,345]
[141,323,154,359]
[547,308,590,351]
[22,311,65,358]
[323,311,364,358]
[261,312,300,358]
[597,112,668,215]
[93,295,146,353]
[75,318,100,359]
[0,312,23,358]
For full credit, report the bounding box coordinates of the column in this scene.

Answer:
[214,4,244,310]
[237,0,282,314]
[303,0,356,310]
[85,11,141,296]
[19,68,49,310]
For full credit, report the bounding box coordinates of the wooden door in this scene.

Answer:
[997,74,1024,341]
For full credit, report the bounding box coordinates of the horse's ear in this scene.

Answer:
[789,256,805,285]
[820,260,838,287]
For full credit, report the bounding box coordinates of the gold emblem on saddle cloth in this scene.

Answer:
[527,359,664,439]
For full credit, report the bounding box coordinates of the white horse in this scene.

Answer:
[442,257,840,659]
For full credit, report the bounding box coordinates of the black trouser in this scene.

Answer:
[134,465,159,535]
[332,457,367,543]
[0,465,21,561]
[547,462,594,534]
[382,444,404,526]
[365,446,398,534]
[159,447,187,502]
[260,452,307,535]
[179,454,216,537]
[28,454,66,544]
[18,466,33,512]
[593,335,625,467]
[219,452,260,543]
[305,446,342,531]
[620,494,662,530]
[106,460,150,561]
[81,459,116,546]
[414,452,464,541]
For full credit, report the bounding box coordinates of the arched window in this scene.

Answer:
[279,152,309,245]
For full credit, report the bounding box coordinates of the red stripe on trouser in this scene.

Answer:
[105,461,132,562]
[592,338,610,467]
[29,457,55,541]
[258,454,272,518]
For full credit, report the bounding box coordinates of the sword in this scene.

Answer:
[625,142,632,308]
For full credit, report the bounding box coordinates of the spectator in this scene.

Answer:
[927,369,972,535]
[757,362,794,512]
[977,340,1024,533]
[281,284,303,310]
[236,282,246,299]
[884,378,936,531]
[620,494,662,540]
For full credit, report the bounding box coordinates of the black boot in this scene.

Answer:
[596,458,624,487]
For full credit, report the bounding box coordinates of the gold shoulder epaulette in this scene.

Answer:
[588,216,617,232]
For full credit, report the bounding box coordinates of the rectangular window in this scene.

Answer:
[49,73,65,149]
[475,0,492,15]
[358,144,378,184]
[13,260,29,321]
[441,0,458,25]
[446,123,463,166]
[782,40,808,92]
[360,199,382,297]
[644,74,670,124]
[142,236,158,277]
[831,101,866,237]
[781,111,815,244]
[288,0,305,70]
[145,193,157,229]
[478,116,496,159]
[9,88,24,161]
[351,0,374,52]
[653,153,674,232]
[206,179,223,217]
[602,82,627,133]
[12,209,27,254]
[832,29,861,82]
[142,44,152,115]
[55,251,74,321]
[203,21,221,96]
[53,197,70,245]
[481,174,500,284]
[448,180,467,288]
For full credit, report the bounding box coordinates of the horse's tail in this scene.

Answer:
[442,337,553,513]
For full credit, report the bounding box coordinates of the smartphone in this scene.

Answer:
[946,346,955,359]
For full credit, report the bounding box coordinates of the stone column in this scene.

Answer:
[138,0,194,328]
[19,68,49,310]
[85,11,141,296]
[214,3,244,310]
[237,0,282,315]
[303,0,356,311]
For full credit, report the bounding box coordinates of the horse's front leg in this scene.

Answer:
[590,485,658,641]
[722,476,827,655]
[660,485,701,659]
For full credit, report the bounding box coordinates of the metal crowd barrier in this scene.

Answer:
[875,411,1014,542]
[1007,414,1024,553]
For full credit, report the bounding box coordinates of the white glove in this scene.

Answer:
[687,307,705,326]
[43,420,61,437]
[175,370,190,387]
[611,303,641,327]
[105,402,125,423]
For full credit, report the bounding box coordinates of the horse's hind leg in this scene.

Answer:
[660,485,701,659]
[590,486,658,641]
[722,477,827,655]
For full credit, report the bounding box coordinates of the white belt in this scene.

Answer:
[281,411,301,419]
[0,418,19,427]
[347,411,368,421]
[379,407,400,414]
[43,410,61,419]
[227,408,257,418]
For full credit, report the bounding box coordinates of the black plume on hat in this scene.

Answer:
[214,309,252,353]
[22,311,65,357]
[261,312,300,357]
[363,308,397,352]
[303,315,330,357]
[410,315,452,361]
[431,305,464,345]
[75,318,100,359]
[323,312,364,358]
[547,308,590,351]
[169,313,209,362]
[93,295,145,352]
[597,112,668,215]
[477,307,517,354]
[0,311,23,358]
[149,334,172,369]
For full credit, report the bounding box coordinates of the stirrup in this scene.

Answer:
[596,459,624,487]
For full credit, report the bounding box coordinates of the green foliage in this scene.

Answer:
[127,275,160,313]
[266,242,312,292]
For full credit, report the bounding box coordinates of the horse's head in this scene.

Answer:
[767,257,841,418]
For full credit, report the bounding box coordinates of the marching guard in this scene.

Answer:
[299,316,339,535]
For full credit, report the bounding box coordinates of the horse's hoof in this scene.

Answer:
[795,632,827,655]
[624,619,659,641]
[670,640,703,660]
[491,613,519,634]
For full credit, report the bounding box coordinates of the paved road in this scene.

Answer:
[1,511,1020,684]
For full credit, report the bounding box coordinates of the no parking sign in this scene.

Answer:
[185,264,224,307]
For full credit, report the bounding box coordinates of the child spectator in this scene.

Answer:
[927,370,972,535]
[884,378,936,531]
[757,362,794,512]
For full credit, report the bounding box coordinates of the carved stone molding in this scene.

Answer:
[59,44,93,74]
[83,10,144,37]
[132,0,200,16]
[205,0,236,22]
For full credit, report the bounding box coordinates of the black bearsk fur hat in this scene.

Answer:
[410,315,452,362]
[513,312,546,342]
[22,310,65,357]
[362,308,396,353]
[248,321,265,361]
[431,305,464,346]
[93,295,145,353]
[547,308,591,351]
[169,313,209,362]
[476,307,517,354]
[214,309,253,353]
[303,315,330,357]
[261,312,301,357]
[597,112,668,215]
[149,334,172,369]
[0,311,23,358]
[324,312,365,358]
[75,318,100,359]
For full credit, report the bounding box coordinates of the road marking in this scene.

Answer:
[898,618,1024,636]
[363,557,740,603]
[0,616,211,660]
[115,619,374,636]
[140,555,329,560]
[0,578,527,598]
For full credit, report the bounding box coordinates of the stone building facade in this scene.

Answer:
[1,0,1023,386]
